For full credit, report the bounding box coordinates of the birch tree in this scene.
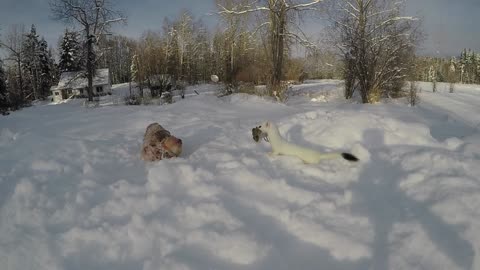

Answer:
[50,0,126,101]
[22,25,41,100]
[218,0,322,100]
[0,25,26,102]
[130,53,145,97]
[328,0,420,103]
[102,35,136,84]
[216,0,252,84]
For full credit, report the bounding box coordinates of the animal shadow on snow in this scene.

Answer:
[285,124,333,153]
[351,129,474,270]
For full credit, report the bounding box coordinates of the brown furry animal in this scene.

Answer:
[141,123,182,161]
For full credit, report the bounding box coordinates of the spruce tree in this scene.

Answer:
[58,29,82,72]
[476,53,480,84]
[38,38,55,98]
[22,24,41,100]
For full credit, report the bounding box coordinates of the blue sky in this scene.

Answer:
[0,0,479,57]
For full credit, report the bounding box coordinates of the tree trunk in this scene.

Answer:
[33,65,38,100]
[86,26,94,102]
[270,12,283,87]
[16,59,24,101]
[269,1,287,98]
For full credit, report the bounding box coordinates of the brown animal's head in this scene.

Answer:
[162,136,182,157]
[141,122,183,161]
[141,136,182,161]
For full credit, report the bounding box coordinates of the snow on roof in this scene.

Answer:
[55,68,110,90]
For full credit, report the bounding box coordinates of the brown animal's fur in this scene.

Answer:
[141,123,182,161]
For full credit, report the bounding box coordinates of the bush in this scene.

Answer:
[75,92,109,99]
[385,80,406,98]
[269,82,291,103]
[124,95,141,105]
[217,83,237,97]
[161,91,172,104]
[175,81,187,90]
[237,83,256,95]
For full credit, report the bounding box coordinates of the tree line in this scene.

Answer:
[414,49,480,85]
[0,25,57,112]
[1,0,477,113]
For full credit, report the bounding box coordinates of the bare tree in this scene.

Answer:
[216,0,252,84]
[0,25,26,102]
[218,0,322,101]
[50,0,126,101]
[101,35,136,84]
[175,11,194,81]
[327,0,420,103]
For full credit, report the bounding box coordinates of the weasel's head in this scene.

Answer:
[258,121,275,134]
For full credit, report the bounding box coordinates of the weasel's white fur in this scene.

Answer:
[258,121,358,163]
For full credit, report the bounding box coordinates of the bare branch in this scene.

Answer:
[217,3,269,15]
[288,0,322,11]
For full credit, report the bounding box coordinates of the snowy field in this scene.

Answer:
[1,80,479,270]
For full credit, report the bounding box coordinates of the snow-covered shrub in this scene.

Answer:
[161,91,172,104]
[175,80,187,91]
[217,83,237,97]
[269,82,291,103]
[385,79,406,98]
[237,83,256,95]
[124,95,141,105]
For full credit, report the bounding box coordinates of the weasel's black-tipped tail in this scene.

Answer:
[341,153,359,162]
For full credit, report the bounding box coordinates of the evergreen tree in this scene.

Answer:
[469,51,477,83]
[476,54,480,83]
[38,38,55,98]
[22,24,41,100]
[58,29,82,72]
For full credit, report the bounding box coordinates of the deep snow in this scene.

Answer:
[0,81,479,270]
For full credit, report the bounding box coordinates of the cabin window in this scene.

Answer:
[54,92,59,96]
[67,89,73,94]
[79,89,84,94]
[96,86,103,92]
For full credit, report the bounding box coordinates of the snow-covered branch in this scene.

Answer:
[283,32,317,49]
[288,0,323,10]
[217,3,269,15]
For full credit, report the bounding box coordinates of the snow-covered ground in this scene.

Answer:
[0,80,479,270]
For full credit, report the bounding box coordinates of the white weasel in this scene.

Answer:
[258,121,358,163]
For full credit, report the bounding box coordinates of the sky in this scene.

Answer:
[0,0,479,57]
